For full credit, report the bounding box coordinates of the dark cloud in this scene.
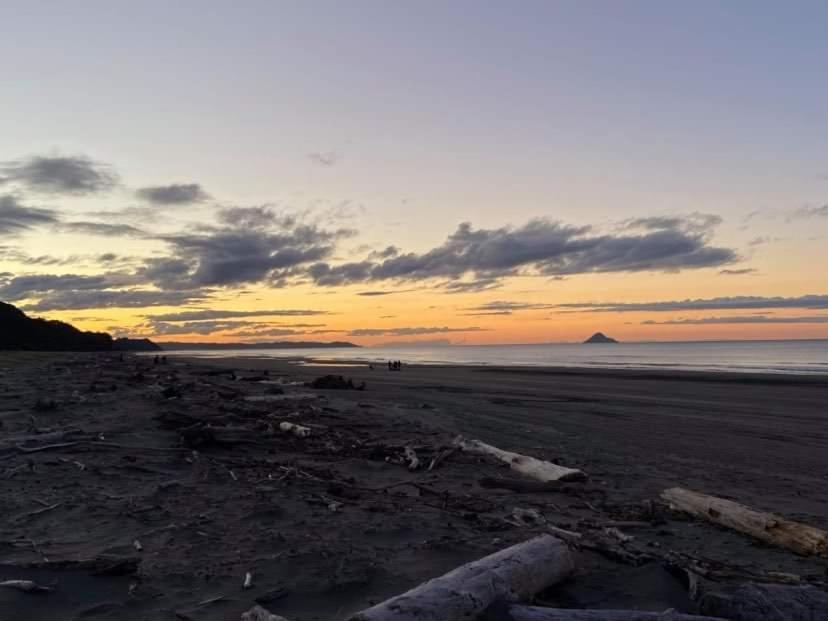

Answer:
[356,289,416,297]
[147,309,330,321]
[145,320,256,335]
[556,294,828,313]
[0,274,120,301]
[227,327,305,338]
[622,213,722,234]
[308,152,340,167]
[136,183,210,205]
[152,208,352,287]
[348,326,488,337]
[718,268,757,276]
[23,289,209,312]
[441,278,503,294]
[306,216,736,288]
[0,195,58,234]
[643,315,828,325]
[464,301,556,314]
[59,221,146,237]
[0,155,117,195]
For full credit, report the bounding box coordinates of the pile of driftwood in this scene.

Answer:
[239,534,828,621]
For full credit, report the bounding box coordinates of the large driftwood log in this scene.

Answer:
[661,487,828,557]
[241,604,290,620]
[348,535,575,621]
[454,436,586,482]
[484,604,726,621]
[699,584,828,621]
[350,535,575,621]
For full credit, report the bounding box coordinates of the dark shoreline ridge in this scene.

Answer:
[0,301,112,351]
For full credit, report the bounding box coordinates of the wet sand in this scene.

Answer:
[1,352,827,620]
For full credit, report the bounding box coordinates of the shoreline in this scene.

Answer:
[166,352,828,384]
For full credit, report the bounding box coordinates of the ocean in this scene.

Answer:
[161,339,828,375]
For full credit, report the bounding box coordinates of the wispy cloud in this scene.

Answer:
[308,151,340,167]
[643,315,828,325]
[0,195,58,234]
[146,308,330,321]
[556,294,828,313]
[348,326,488,337]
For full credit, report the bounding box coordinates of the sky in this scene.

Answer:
[1,0,827,345]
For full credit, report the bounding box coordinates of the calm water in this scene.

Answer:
[162,340,828,375]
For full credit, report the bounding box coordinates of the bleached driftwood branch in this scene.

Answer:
[662,487,828,557]
[241,605,291,621]
[454,436,586,482]
[348,534,575,621]
[279,422,311,438]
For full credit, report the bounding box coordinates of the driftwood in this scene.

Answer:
[427,446,456,471]
[279,422,311,438]
[404,446,420,471]
[454,436,586,482]
[348,534,575,621]
[241,605,291,621]
[22,556,140,575]
[0,580,52,593]
[661,487,828,557]
[483,604,725,621]
[700,583,828,621]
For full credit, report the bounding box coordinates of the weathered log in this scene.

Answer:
[348,534,575,621]
[483,603,725,621]
[700,583,828,621]
[661,487,828,557]
[241,605,290,621]
[279,422,311,438]
[454,436,586,482]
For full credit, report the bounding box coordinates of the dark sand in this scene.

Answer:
[1,352,827,620]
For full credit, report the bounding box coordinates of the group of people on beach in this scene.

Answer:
[387,360,403,371]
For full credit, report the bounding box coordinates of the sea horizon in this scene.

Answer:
[157,338,828,376]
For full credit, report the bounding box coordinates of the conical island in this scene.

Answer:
[583,332,619,344]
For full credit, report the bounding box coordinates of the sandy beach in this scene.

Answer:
[1,352,827,620]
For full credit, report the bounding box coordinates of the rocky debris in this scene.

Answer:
[308,374,366,390]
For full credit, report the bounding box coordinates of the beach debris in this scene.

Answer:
[511,507,546,525]
[0,579,52,593]
[133,539,143,551]
[454,436,587,482]
[699,583,828,621]
[279,422,311,438]
[348,534,575,621]
[661,487,828,557]
[243,571,253,589]
[241,605,291,621]
[403,446,420,471]
[481,604,725,621]
[427,446,456,471]
[308,374,364,390]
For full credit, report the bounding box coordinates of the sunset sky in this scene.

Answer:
[2,1,827,345]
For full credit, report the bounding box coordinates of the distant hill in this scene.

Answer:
[113,338,162,351]
[0,301,113,351]
[156,341,359,350]
[583,332,619,344]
